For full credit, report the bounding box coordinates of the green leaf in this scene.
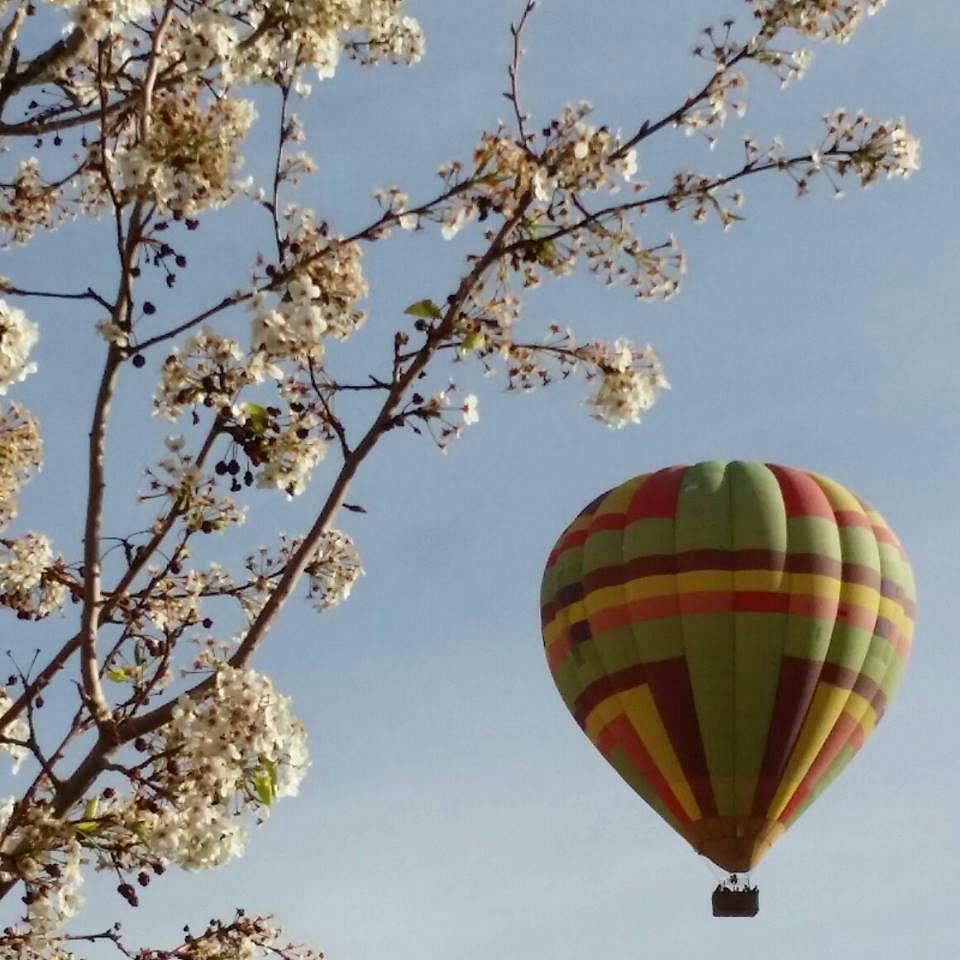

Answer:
[461,331,487,352]
[404,299,442,320]
[76,797,99,834]
[106,667,129,683]
[244,403,269,436]
[252,759,279,807]
[536,240,557,267]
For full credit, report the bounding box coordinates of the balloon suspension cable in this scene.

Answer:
[698,852,725,883]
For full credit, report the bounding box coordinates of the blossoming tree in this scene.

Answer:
[0,0,918,956]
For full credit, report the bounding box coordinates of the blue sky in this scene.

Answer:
[2,1,958,957]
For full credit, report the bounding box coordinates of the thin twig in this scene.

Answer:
[507,1,538,150]
[2,285,113,310]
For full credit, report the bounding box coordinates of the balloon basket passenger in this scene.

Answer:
[712,875,759,917]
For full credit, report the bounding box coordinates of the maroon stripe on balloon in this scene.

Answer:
[567,619,593,646]
[644,658,717,818]
[818,661,887,717]
[572,662,647,728]
[571,657,716,818]
[596,714,692,827]
[542,550,893,624]
[751,656,823,818]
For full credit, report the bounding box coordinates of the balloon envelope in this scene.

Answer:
[540,462,915,872]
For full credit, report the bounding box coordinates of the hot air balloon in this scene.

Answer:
[540,462,915,916]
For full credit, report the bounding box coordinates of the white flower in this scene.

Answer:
[305,530,363,611]
[0,533,67,618]
[0,300,38,394]
[251,236,367,361]
[255,427,326,498]
[584,341,670,428]
[616,149,638,181]
[0,687,28,773]
[441,205,472,240]
[0,403,42,533]
[145,665,308,870]
[533,167,559,202]
[461,394,479,426]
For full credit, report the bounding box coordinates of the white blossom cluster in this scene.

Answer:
[581,340,671,429]
[436,105,638,245]
[154,329,281,420]
[254,420,326,498]
[0,800,84,938]
[305,530,363,611]
[203,0,425,92]
[0,688,28,773]
[154,333,328,498]
[144,436,247,532]
[750,0,887,43]
[0,301,38,394]
[134,911,326,960]
[18,840,83,938]
[114,86,257,216]
[0,404,42,533]
[0,159,62,246]
[534,111,639,200]
[821,109,920,185]
[251,226,368,362]
[429,108,687,303]
[140,664,307,870]
[679,67,748,135]
[0,534,67,619]
[139,563,232,634]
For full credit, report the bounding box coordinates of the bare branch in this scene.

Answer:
[507,1,538,150]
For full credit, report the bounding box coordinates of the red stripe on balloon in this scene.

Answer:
[628,466,686,519]
[596,714,692,827]
[776,710,861,824]
[767,464,836,519]
[833,510,873,530]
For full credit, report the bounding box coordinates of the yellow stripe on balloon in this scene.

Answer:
[583,695,622,742]
[620,686,703,821]
[836,581,881,611]
[765,682,850,821]
[583,688,702,822]
[541,615,568,649]
[583,584,632,618]
[624,573,680,601]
